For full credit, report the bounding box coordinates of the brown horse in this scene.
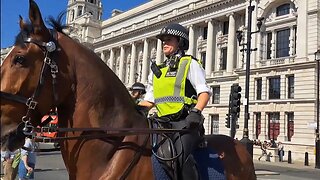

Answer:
[0,1,256,179]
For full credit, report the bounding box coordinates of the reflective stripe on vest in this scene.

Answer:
[153,56,197,117]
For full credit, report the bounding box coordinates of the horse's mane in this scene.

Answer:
[15,12,69,46]
[46,12,69,34]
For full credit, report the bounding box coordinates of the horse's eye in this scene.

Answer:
[14,56,25,65]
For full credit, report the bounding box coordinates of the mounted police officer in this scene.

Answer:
[129,82,146,104]
[139,23,212,180]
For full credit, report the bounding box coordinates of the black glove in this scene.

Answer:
[185,110,203,129]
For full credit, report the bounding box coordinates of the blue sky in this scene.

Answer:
[1,0,149,48]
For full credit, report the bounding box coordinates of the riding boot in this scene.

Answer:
[181,155,200,180]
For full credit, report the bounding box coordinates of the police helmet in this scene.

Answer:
[129,82,146,94]
[156,23,189,50]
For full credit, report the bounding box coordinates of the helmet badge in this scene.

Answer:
[161,27,167,34]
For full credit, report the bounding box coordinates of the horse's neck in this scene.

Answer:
[58,38,139,129]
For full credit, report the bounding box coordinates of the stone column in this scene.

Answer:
[156,39,162,64]
[216,45,222,71]
[141,39,149,83]
[119,46,125,82]
[271,30,276,59]
[280,75,286,99]
[100,51,105,63]
[289,27,295,56]
[129,42,137,84]
[187,24,195,56]
[296,0,307,58]
[109,48,115,72]
[226,13,236,73]
[205,19,214,76]
[261,77,267,100]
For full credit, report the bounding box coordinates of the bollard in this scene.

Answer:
[304,152,309,166]
[288,150,292,164]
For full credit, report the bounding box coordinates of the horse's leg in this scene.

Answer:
[99,135,153,180]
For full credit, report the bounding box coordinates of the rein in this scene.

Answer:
[33,127,190,142]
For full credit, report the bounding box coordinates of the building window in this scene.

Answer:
[266,32,272,59]
[276,3,290,16]
[203,26,208,40]
[223,21,229,35]
[268,112,280,140]
[256,78,262,100]
[269,77,280,99]
[287,75,294,99]
[89,0,96,4]
[276,29,290,58]
[221,48,227,70]
[209,114,219,134]
[78,6,83,16]
[211,86,220,104]
[287,112,294,141]
[201,52,206,69]
[255,112,261,139]
[70,10,75,21]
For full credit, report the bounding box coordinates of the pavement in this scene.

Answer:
[254,159,320,180]
[254,159,316,170]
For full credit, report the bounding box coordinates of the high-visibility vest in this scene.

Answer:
[153,55,197,117]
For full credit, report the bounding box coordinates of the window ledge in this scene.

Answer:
[258,56,296,67]
[251,98,315,104]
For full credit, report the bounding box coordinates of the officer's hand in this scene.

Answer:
[185,111,203,129]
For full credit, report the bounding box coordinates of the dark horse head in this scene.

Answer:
[1,1,153,179]
[1,0,62,150]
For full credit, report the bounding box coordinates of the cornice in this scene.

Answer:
[101,0,172,28]
[94,0,246,49]
[235,60,317,75]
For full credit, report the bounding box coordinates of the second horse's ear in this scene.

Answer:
[29,0,46,34]
[19,15,27,30]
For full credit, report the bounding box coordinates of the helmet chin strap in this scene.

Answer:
[165,50,184,69]
[166,49,184,59]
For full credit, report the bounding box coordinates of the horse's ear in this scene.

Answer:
[28,0,46,33]
[19,15,27,30]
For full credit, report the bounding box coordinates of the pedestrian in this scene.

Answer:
[270,139,277,148]
[258,141,268,161]
[128,82,146,104]
[1,148,20,180]
[18,136,36,180]
[278,141,284,162]
[139,23,211,180]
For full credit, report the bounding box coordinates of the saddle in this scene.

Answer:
[149,115,202,180]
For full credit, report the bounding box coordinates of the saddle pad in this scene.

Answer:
[193,147,226,180]
[151,155,171,180]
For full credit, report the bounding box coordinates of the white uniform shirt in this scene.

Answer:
[144,59,212,103]
[1,150,18,162]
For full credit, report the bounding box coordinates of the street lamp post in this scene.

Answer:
[315,49,320,169]
[236,0,264,156]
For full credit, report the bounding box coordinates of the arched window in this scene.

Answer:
[276,3,290,16]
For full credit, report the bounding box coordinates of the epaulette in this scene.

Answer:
[185,54,200,63]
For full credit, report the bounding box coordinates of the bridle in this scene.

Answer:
[0,29,59,135]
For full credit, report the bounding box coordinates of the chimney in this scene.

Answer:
[111,9,123,17]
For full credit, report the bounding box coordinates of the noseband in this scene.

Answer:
[0,29,59,136]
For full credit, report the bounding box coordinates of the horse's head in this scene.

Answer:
[1,0,66,151]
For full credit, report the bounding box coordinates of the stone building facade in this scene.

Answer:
[1,0,319,163]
